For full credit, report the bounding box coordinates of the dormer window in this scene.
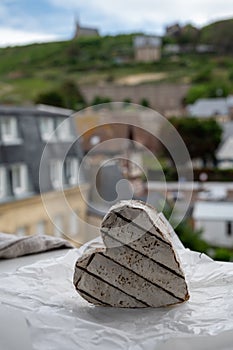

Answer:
[0,166,7,199]
[0,117,21,144]
[50,160,63,189]
[11,163,29,196]
[56,117,74,141]
[39,117,55,142]
[65,157,79,185]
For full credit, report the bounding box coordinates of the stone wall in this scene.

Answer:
[80,83,190,116]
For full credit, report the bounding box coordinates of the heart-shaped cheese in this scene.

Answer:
[73,200,189,308]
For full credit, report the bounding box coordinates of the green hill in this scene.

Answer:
[0,21,232,107]
[0,34,135,104]
[200,18,233,53]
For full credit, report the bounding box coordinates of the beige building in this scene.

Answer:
[134,35,161,62]
[0,185,89,246]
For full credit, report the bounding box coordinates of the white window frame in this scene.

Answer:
[56,117,73,141]
[50,160,63,189]
[39,117,56,142]
[11,163,29,196]
[226,221,233,236]
[1,116,21,144]
[36,220,46,235]
[16,226,27,236]
[65,157,79,186]
[53,214,63,237]
[69,211,79,238]
[0,166,7,199]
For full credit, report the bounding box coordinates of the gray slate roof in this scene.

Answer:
[221,121,233,141]
[217,136,233,160]
[187,98,229,117]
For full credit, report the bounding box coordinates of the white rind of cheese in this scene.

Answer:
[73,200,190,308]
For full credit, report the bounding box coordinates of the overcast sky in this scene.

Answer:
[0,0,232,47]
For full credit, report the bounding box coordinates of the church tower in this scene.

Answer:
[73,15,99,39]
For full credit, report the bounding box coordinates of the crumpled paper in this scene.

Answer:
[0,232,73,259]
[1,221,233,350]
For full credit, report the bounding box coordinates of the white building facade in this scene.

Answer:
[193,201,233,247]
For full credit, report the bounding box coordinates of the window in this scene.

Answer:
[11,164,29,196]
[39,117,55,142]
[90,135,100,146]
[53,215,63,237]
[56,117,73,141]
[65,157,79,185]
[69,211,79,238]
[0,167,7,199]
[50,160,63,189]
[226,221,232,236]
[0,117,20,144]
[16,226,27,236]
[36,221,46,235]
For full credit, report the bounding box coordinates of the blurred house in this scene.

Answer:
[76,108,163,155]
[73,19,99,39]
[163,44,181,55]
[165,23,182,38]
[221,120,233,141]
[163,44,214,55]
[217,137,233,169]
[216,120,233,168]
[195,44,215,53]
[133,35,161,62]
[0,104,88,243]
[193,201,233,248]
[187,96,233,122]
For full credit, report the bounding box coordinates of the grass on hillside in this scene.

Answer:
[0,34,233,105]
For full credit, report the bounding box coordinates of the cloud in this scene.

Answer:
[0,28,59,47]
[48,0,233,33]
[0,0,232,46]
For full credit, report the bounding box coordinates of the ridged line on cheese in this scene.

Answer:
[101,246,187,299]
[101,229,184,278]
[76,264,149,307]
[81,253,182,306]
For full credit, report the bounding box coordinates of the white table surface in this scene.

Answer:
[1,244,233,350]
[0,249,70,273]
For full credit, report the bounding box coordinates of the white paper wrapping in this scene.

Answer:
[1,226,233,349]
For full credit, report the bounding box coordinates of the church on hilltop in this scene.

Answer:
[73,17,99,39]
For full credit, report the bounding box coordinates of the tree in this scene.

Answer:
[163,206,209,254]
[60,79,86,110]
[200,18,233,54]
[169,117,222,166]
[178,24,200,45]
[185,82,230,104]
[91,96,112,105]
[35,90,64,107]
[140,98,150,107]
[35,79,86,110]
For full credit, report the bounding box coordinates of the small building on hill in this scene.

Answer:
[133,35,161,62]
[165,23,182,38]
[73,19,99,39]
